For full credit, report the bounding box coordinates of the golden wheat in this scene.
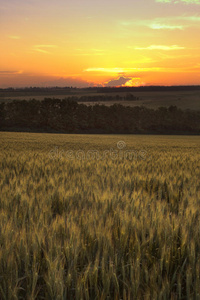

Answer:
[0,132,199,299]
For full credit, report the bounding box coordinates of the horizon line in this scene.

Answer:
[1,84,200,90]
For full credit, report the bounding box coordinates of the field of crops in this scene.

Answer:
[1,90,200,110]
[0,132,200,299]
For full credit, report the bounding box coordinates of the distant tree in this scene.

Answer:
[2,98,200,134]
[0,102,5,128]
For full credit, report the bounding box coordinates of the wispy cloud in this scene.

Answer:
[35,49,50,54]
[135,45,185,50]
[149,23,185,30]
[74,53,104,56]
[156,0,200,4]
[75,48,105,56]
[0,70,23,75]
[149,15,200,29]
[181,15,200,21]
[34,45,57,48]
[120,14,200,31]
[84,65,200,75]
[85,68,126,73]
[8,35,21,39]
[124,55,156,64]
[84,67,161,73]
[33,45,57,54]
[120,19,185,30]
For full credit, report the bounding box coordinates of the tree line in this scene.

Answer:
[0,98,199,134]
[69,94,139,102]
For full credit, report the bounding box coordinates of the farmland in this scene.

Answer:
[0,132,200,299]
[1,87,200,110]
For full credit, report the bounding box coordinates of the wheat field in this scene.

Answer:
[0,132,200,299]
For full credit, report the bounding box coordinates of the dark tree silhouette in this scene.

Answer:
[0,98,199,134]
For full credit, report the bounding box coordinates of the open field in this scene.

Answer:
[0,132,200,299]
[1,89,200,110]
[80,90,200,110]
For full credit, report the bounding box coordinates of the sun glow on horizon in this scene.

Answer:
[123,78,145,87]
[1,0,200,87]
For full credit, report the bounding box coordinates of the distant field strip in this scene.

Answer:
[1,90,200,110]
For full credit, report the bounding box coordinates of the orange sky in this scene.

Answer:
[1,0,200,87]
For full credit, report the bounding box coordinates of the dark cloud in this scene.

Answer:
[39,77,94,88]
[0,74,96,88]
[0,71,21,75]
[104,76,131,87]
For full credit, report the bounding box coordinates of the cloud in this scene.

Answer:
[104,76,145,87]
[76,48,104,52]
[34,49,51,54]
[149,23,184,30]
[119,19,185,30]
[123,78,145,87]
[105,76,131,87]
[8,36,21,39]
[74,48,105,56]
[34,45,57,48]
[0,70,23,75]
[120,14,200,31]
[33,45,57,54]
[182,15,200,21]
[0,73,97,88]
[148,15,200,29]
[74,53,104,56]
[156,0,200,4]
[85,68,127,73]
[135,45,185,50]
[84,67,161,73]
[39,77,95,88]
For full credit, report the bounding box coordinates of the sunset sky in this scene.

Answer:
[1,0,200,87]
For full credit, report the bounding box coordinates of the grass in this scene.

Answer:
[0,132,200,299]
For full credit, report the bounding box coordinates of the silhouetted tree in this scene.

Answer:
[1,98,200,134]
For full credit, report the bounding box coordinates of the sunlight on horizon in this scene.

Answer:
[1,0,200,87]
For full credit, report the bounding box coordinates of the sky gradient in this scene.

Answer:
[1,0,200,87]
